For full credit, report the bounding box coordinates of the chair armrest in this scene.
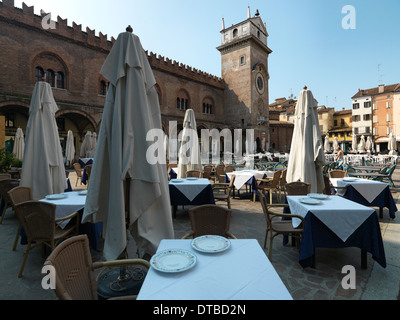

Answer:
[181,231,195,239]
[226,231,237,239]
[93,258,150,270]
[55,211,78,223]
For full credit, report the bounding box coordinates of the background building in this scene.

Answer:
[0,1,273,159]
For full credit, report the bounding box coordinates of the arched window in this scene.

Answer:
[100,80,107,96]
[202,97,214,115]
[32,52,68,89]
[233,28,238,38]
[46,69,55,87]
[35,67,45,82]
[177,89,190,111]
[56,72,65,89]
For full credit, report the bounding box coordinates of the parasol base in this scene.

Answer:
[97,266,147,300]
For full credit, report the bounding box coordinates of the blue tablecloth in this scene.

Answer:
[169,168,177,180]
[169,184,215,206]
[78,158,93,168]
[345,185,397,219]
[299,212,386,269]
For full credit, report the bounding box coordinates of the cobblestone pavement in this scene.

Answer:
[0,170,399,300]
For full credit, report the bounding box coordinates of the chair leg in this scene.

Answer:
[13,223,21,251]
[0,204,6,224]
[268,232,274,259]
[19,242,31,278]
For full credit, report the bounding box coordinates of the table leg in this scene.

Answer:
[379,207,383,219]
[172,206,177,219]
[361,250,367,269]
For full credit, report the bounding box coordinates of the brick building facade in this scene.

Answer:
[0,1,280,157]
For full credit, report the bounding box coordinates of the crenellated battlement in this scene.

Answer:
[0,0,223,87]
[0,0,115,51]
[146,51,224,88]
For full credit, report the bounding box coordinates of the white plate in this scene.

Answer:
[45,194,67,200]
[171,179,184,183]
[150,249,197,273]
[300,198,321,205]
[186,177,199,181]
[78,190,88,196]
[307,193,328,200]
[191,235,231,253]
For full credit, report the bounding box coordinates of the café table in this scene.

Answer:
[137,239,293,300]
[352,166,383,172]
[169,178,215,218]
[39,191,102,250]
[226,170,275,201]
[78,157,94,168]
[286,195,386,269]
[330,177,397,219]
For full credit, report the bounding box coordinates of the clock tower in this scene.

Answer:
[217,7,272,152]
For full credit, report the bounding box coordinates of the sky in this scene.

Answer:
[13,0,400,110]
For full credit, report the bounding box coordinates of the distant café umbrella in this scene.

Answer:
[92,132,97,150]
[333,136,339,153]
[286,87,325,193]
[365,136,372,152]
[20,82,67,200]
[389,132,397,155]
[358,135,366,153]
[80,131,93,158]
[324,135,330,153]
[82,28,174,261]
[12,128,25,160]
[352,134,357,153]
[65,130,75,166]
[177,109,202,178]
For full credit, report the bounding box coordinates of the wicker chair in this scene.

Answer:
[225,165,234,173]
[213,175,236,209]
[73,163,83,187]
[259,192,305,259]
[7,186,33,251]
[328,170,347,179]
[214,164,226,183]
[44,235,150,300]
[255,170,282,203]
[285,181,311,196]
[278,169,287,201]
[182,204,237,239]
[85,164,92,186]
[0,173,11,181]
[0,179,20,224]
[202,165,213,181]
[14,200,79,278]
[186,170,203,178]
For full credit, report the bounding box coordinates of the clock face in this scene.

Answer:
[256,73,265,94]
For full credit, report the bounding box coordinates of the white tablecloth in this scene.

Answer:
[287,195,375,242]
[169,178,211,202]
[226,170,274,190]
[330,178,388,202]
[40,191,86,228]
[137,239,292,300]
